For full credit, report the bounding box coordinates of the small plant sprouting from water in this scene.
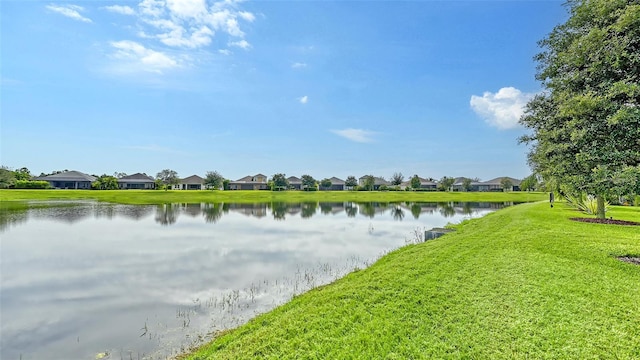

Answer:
[405,227,425,245]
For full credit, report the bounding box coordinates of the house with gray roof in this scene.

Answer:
[324,177,346,191]
[118,173,156,189]
[478,177,521,192]
[228,174,269,190]
[452,177,483,192]
[287,176,302,190]
[173,175,207,190]
[358,176,390,190]
[33,170,97,189]
[400,176,437,190]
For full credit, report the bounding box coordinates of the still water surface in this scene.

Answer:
[1,201,510,359]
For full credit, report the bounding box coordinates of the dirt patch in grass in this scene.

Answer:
[618,257,640,266]
[569,217,640,226]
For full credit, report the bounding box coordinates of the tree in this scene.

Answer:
[362,175,375,191]
[438,176,455,191]
[0,166,16,188]
[520,174,539,191]
[270,173,289,191]
[462,178,473,192]
[301,174,317,191]
[113,172,127,178]
[156,169,179,191]
[410,175,421,190]
[520,0,640,218]
[13,167,31,181]
[391,172,404,186]
[91,175,119,190]
[320,178,332,190]
[345,176,358,190]
[500,178,513,192]
[205,171,225,190]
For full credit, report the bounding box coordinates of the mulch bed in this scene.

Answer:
[569,217,640,226]
[618,257,640,266]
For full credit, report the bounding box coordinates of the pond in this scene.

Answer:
[0,201,513,359]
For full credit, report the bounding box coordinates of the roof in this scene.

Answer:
[181,175,204,184]
[482,177,521,186]
[231,174,268,183]
[329,177,345,184]
[118,173,154,183]
[34,170,97,182]
[287,176,302,184]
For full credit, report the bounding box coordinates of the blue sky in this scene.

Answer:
[1,0,567,181]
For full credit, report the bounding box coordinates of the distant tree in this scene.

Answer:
[345,176,358,190]
[13,167,31,181]
[205,171,225,190]
[320,178,332,190]
[501,178,513,192]
[301,174,317,191]
[270,173,289,191]
[391,172,404,186]
[156,169,179,191]
[222,179,230,190]
[438,176,455,191]
[410,175,421,190]
[0,166,16,188]
[113,172,128,179]
[91,175,119,190]
[362,175,375,191]
[462,178,473,192]
[520,174,539,192]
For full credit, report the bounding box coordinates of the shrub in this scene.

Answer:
[564,193,610,215]
[14,180,51,189]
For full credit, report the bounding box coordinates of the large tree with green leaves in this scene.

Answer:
[156,169,179,191]
[205,171,225,190]
[301,175,317,191]
[520,0,640,218]
[345,176,358,190]
[270,173,289,191]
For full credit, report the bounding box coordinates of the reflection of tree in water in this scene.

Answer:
[391,205,405,221]
[0,205,29,232]
[301,202,317,219]
[182,203,203,217]
[345,203,358,217]
[203,203,225,223]
[461,202,475,215]
[359,202,376,218]
[155,204,179,225]
[270,202,290,221]
[410,203,422,219]
[438,202,456,218]
[319,202,333,215]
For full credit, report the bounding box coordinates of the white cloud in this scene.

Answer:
[470,87,534,130]
[229,39,251,49]
[218,49,232,55]
[292,62,307,69]
[299,95,308,104]
[331,128,376,143]
[46,4,92,23]
[103,5,135,15]
[110,40,179,73]
[134,0,254,49]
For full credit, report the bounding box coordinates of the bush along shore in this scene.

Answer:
[182,202,640,359]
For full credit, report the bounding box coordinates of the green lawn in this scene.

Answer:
[0,189,546,205]
[183,202,640,359]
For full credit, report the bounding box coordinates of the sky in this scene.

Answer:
[1,0,569,181]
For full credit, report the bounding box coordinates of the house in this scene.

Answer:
[479,177,521,192]
[328,177,346,191]
[358,176,390,190]
[228,174,269,190]
[118,173,155,189]
[173,175,206,190]
[400,176,437,190]
[451,177,483,192]
[33,170,96,189]
[287,176,303,190]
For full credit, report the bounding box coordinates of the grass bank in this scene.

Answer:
[184,202,640,359]
[0,189,546,205]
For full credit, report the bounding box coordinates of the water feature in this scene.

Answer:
[0,201,512,359]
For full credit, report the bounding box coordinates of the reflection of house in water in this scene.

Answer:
[179,203,205,217]
[115,205,155,220]
[228,203,268,218]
